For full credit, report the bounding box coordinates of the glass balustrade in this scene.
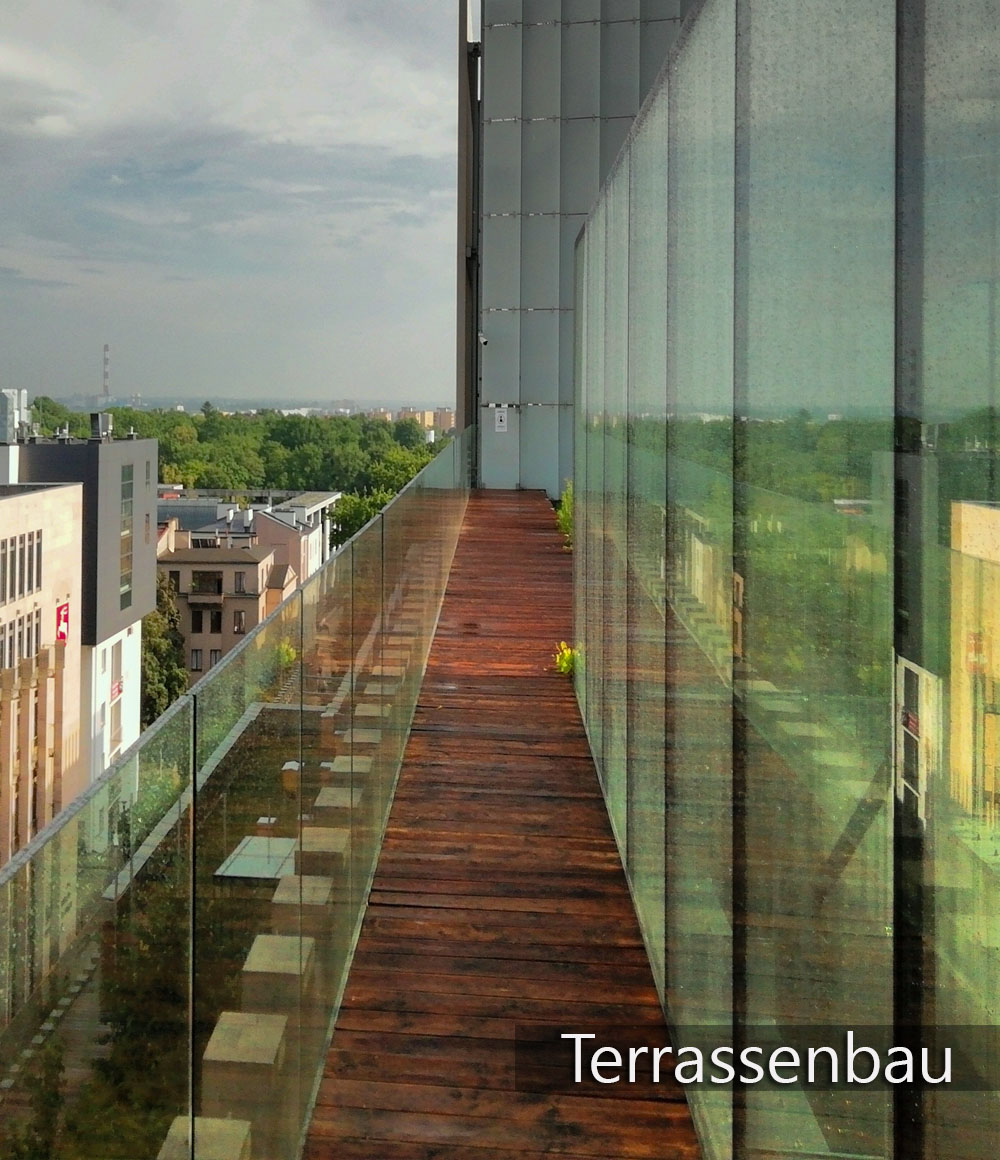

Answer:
[0,429,472,1159]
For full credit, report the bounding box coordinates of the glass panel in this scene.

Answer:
[736,0,895,1153]
[907,0,1000,1153]
[522,23,561,118]
[0,432,472,1160]
[666,2,735,1152]
[0,700,193,1159]
[626,82,668,992]
[603,156,630,849]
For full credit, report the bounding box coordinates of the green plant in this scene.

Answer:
[553,641,579,675]
[276,639,298,669]
[555,479,573,549]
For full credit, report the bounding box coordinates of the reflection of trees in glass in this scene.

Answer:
[55,711,293,1159]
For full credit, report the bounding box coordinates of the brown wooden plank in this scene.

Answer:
[306,491,700,1160]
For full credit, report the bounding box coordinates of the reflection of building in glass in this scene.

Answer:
[950,501,1000,817]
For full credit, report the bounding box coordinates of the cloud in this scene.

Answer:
[0,0,458,406]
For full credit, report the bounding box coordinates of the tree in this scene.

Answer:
[393,417,425,450]
[141,572,188,728]
[331,489,395,547]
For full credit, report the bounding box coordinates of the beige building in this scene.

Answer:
[434,407,456,432]
[398,407,435,429]
[158,542,297,685]
[0,482,84,864]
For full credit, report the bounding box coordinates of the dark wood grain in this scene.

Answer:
[305,491,700,1160]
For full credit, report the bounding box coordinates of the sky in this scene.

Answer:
[0,1,461,408]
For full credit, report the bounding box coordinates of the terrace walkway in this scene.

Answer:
[305,491,699,1160]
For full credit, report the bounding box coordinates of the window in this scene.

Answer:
[17,534,25,598]
[7,539,14,601]
[0,539,6,606]
[16,615,23,662]
[144,513,150,544]
[209,649,222,668]
[145,459,151,487]
[191,571,223,595]
[35,531,41,590]
[26,532,33,592]
[120,464,134,611]
[209,609,222,634]
[25,615,32,659]
[190,648,203,671]
[233,610,246,635]
[191,610,204,634]
[34,610,40,656]
[168,570,180,592]
[234,571,246,593]
[101,648,107,673]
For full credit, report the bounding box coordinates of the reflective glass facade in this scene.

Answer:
[574,0,1000,1155]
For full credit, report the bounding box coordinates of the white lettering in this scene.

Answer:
[768,1047,800,1084]
[560,1033,595,1083]
[591,1046,622,1083]
[710,1046,735,1084]
[921,1048,952,1085]
[847,1031,880,1084]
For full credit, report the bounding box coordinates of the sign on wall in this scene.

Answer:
[56,602,69,642]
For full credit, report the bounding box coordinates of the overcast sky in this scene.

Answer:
[0,1,459,408]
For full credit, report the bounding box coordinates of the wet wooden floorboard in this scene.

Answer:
[306,491,700,1160]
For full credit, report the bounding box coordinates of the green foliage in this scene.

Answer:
[553,641,579,675]
[276,639,297,668]
[555,479,574,548]
[331,489,395,547]
[141,572,188,728]
[0,1038,65,1159]
[393,417,426,450]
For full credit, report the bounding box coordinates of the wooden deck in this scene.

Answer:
[305,491,700,1160]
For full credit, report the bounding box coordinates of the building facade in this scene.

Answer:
[158,543,295,685]
[0,483,84,864]
[13,424,157,780]
[470,0,682,496]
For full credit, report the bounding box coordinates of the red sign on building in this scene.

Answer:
[967,631,987,675]
[110,679,123,702]
[55,603,69,642]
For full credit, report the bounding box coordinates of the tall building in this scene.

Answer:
[467,1,682,495]
[7,413,157,780]
[0,483,83,863]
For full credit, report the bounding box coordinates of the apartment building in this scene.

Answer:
[158,541,296,683]
[433,407,456,432]
[0,482,83,864]
[1,402,156,782]
[397,407,435,429]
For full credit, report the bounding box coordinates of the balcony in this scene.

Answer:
[0,432,693,1159]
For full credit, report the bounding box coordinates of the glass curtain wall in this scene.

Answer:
[574,0,1000,1156]
[0,431,472,1159]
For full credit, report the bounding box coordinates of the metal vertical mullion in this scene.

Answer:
[894,1,928,1156]
[731,0,750,1153]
